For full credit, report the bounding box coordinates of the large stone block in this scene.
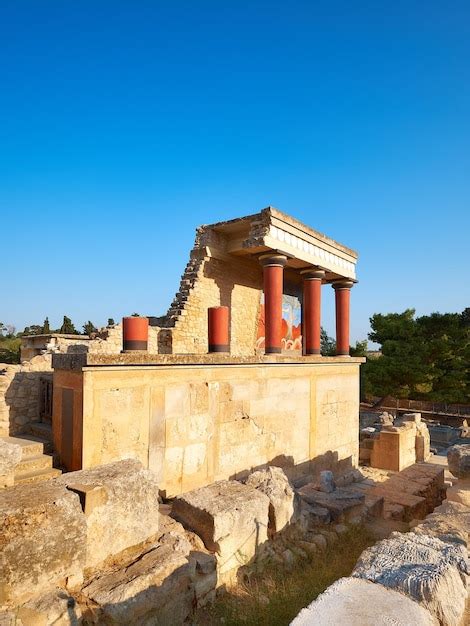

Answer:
[246,466,295,534]
[172,480,270,583]
[447,444,470,479]
[446,479,470,508]
[0,481,86,605]
[0,439,21,488]
[291,577,438,626]
[411,500,470,548]
[353,532,469,626]
[81,537,194,625]
[56,459,160,570]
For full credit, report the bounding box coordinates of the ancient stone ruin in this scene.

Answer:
[0,207,468,625]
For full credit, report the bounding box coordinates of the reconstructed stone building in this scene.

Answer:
[51,207,364,496]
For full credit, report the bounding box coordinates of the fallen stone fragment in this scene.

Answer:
[352,531,469,626]
[56,459,160,570]
[246,466,294,533]
[411,500,470,548]
[446,479,470,507]
[172,480,270,584]
[447,444,470,479]
[291,577,438,626]
[297,483,365,522]
[82,541,194,625]
[0,481,86,605]
[316,470,336,493]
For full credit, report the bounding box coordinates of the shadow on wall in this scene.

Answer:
[228,451,355,488]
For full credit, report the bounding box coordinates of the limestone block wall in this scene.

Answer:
[169,251,264,355]
[53,360,361,497]
[0,354,52,437]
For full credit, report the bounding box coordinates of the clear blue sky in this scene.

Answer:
[1,2,469,343]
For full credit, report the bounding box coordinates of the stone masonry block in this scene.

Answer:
[172,480,270,583]
[56,459,160,571]
[0,481,86,606]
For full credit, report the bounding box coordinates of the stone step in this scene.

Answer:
[1,435,44,459]
[16,454,53,474]
[370,485,427,521]
[27,422,53,442]
[14,467,62,485]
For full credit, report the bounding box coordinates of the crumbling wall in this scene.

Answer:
[0,354,52,437]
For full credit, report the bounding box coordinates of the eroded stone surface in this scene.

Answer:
[82,541,194,625]
[56,460,160,571]
[353,531,469,626]
[291,577,438,626]
[0,481,86,606]
[17,589,82,626]
[246,466,294,533]
[411,500,470,548]
[446,479,470,508]
[172,480,269,582]
[0,439,21,487]
[447,444,470,479]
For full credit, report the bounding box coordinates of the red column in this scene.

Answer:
[122,316,149,351]
[259,254,287,354]
[301,268,325,355]
[332,281,354,356]
[208,306,229,353]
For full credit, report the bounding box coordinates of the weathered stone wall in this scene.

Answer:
[53,360,361,496]
[167,247,264,355]
[0,354,52,437]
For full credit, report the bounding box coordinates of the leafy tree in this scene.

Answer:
[21,324,44,336]
[42,317,50,334]
[59,316,78,335]
[350,339,368,357]
[107,318,115,327]
[83,321,97,336]
[0,323,15,338]
[320,327,336,356]
[363,308,470,402]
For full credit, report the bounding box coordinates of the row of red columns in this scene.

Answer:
[208,254,354,356]
[258,254,354,356]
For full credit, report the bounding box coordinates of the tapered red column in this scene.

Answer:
[208,306,229,353]
[332,280,354,356]
[301,268,325,355]
[259,254,288,354]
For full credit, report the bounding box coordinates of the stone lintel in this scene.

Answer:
[52,352,366,371]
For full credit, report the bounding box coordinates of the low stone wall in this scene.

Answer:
[0,354,52,437]
[52,356,362,495]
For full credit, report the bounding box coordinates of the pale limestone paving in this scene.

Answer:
[291,577,438,626]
